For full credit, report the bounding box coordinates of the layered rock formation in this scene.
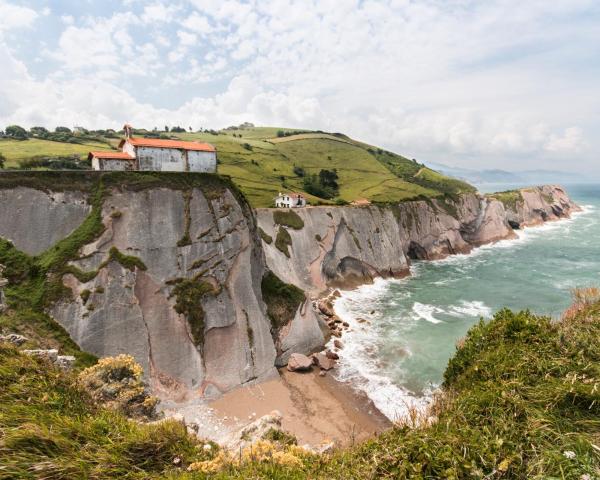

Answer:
[256,185,580,294]
[0,176,579,404]
[0,176,279,402]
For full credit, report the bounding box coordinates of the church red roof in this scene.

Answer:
[118,137,216,152]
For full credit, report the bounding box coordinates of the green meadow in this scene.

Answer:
[0,126,474,207]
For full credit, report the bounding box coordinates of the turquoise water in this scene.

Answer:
[332,184,600,420]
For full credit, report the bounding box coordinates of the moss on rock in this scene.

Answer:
[261,271,305,331]
[274,227,292,257]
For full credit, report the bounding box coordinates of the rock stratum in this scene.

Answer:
[0,173,579,404]
[257,184,580,294]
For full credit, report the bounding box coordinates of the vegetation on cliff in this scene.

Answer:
[261,271,305,331]
[2,289,598,478]
[488,190,524,211]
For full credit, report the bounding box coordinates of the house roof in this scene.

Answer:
[118,137,216,152]
[88,151,134,161]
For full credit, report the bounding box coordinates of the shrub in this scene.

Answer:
[5,125,28,140]
[261,271,305,331]
[169,278,216,347]
[258,227,273,244]
[78,354,158,419]
[293,166,305,177]
[275,227,292,257]
[273,210,304,230]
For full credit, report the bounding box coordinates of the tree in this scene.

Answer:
[0,153,5,169]
[164,126,169,132]
[319,169,339,190]
[302,169,340,200]
[55,126,72,133]
[30,126,49,137]
[293,166,305,177]
[5,125,28,140]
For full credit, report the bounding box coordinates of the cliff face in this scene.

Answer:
[256,185,580,295]
[0,177,580,403]
[501,185,580,228]
[0,176,278,402]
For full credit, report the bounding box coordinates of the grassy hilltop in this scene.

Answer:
[0,125,474,207]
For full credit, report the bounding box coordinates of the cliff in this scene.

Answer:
[0,173,279,402]
[256,185,580,295]
[0,174,580,402]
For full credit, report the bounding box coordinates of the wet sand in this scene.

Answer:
[209,367,391,447]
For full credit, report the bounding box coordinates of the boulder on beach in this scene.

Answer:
[333,339,344,349]
[325,350,339,360]
[312,352,335,371]
[287,353,313,372]
[318,300,335,317]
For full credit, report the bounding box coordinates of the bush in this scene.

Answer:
[78,354,158,419]
[273,210,304,230]
[169,278,216,347]
[293,166,305,177]
[258,227,273,244]
[303,169,339,199]
[274,227,292,257]
[261,271,305,330]
[5,125,28,140]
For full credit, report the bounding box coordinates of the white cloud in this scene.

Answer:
[177,31,197,46]
[545,127,585,153]
[1,0,599,174]
[182,13,212,34]
[141,3,178,24]
[0,0,38,33]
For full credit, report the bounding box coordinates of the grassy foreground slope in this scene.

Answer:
[1,289,598,479]
[0,126,474,207]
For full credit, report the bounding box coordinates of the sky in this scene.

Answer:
[1,0,599,175]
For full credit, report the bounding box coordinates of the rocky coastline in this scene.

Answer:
[0,174,581,448]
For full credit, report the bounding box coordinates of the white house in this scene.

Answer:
[89,125,217,172]
[274,192,307,208]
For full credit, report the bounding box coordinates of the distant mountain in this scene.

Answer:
[427,162,587,185]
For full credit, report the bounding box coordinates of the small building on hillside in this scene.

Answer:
[89,125,216,172]
[274,192,307,208]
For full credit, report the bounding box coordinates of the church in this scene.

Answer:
[89,125,217,173]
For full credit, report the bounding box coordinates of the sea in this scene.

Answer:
[331,184,600,421]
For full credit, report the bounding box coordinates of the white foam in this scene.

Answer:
[446,300,492,318]
[328,202,595,422]
[411,302,444,324]
[330,290,432,420]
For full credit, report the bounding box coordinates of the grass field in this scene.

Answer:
[0,127,474,207]
[0,138,117,168]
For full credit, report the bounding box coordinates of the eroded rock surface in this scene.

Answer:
[0,188,90,255]
[256,186,579,294]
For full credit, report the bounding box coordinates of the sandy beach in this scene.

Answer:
[210,367,391,447]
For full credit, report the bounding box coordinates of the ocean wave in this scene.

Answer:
[446,300,492,318]
[411,302,444,324]
[329,200,597,422]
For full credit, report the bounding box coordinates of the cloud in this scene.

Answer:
[545,127,585,153]
[1,0,599,174]
[0,0,38,33]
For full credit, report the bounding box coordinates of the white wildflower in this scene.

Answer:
[563,450,576,459]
